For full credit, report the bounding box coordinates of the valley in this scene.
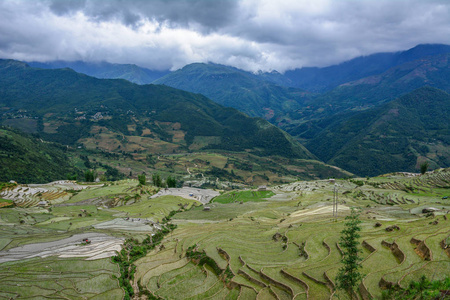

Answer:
[1,44,449,300]
[25,44,450,177]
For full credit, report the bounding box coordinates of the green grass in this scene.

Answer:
[213,190,275,204]
[65,182,133,203]
[0,198,14,203]
[173,202,266,221]
[112,195,198,221]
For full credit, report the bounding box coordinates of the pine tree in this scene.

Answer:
[420,161,429,175]
[336,208,363,295]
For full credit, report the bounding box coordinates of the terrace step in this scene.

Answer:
[381,240,405,264]
[239,285,258,299]
[410,238,432,261]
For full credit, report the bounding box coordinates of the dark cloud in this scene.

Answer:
[1,0,450,72]
[49,0,86,15]
[48,0,239,29]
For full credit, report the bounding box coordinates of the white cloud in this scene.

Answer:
[1,0,450,72]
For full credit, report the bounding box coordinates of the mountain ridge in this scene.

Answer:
[28,60,169,85]
[268,43,450,92]
[0,59,313,160]
[306,86,450,176]
[154,63,310,119]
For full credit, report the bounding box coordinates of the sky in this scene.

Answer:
[1,0,450,72]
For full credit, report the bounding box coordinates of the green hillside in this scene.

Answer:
[287,52,450,126]
[0,126,79,183]
[154,63,310,120]
[306,87,450,176]
[0,59,313,160]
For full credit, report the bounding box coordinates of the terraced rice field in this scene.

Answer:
[0,170,449,299]
[140,209,448,299]
[134,170,450,299]
[0,257,122,299]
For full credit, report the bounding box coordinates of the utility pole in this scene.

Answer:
[333,185,338,217]
[329,179,338,217]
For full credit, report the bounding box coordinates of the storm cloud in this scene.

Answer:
[1,0,450,72]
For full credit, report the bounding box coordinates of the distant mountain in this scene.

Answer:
[283,51,450,139]
[28,60,169,85]
[0,59,314,160]
[154,63,311,119]
[261,44,450,92]
[305,87,450,176]
[0,126,79,183]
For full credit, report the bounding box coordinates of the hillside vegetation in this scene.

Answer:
[0,126,79,183]
[0,59,312,160]
[0,59,357,185]
[23,44,450,177]
[306,87,450,176]
[154,63,310,120]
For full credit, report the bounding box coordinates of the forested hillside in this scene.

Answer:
[306,87,450,176]
[0,126,79,183]
[154,63,310,119]
[0,59,313,159]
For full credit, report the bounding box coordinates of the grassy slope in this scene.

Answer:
[0,126,79,183]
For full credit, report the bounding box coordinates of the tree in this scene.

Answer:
[84,170,96,182]
[420,161,429,175]
[166,175,176,188]
[138,174,146,185]
[67,173,77,181]
[336,208,363,296]
[152,173,162,187]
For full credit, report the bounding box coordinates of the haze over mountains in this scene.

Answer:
[29,61,170,85]
[20,44,450,176]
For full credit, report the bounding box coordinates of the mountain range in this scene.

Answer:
[29,60,169,85]
[306,86,450,176]
[4,43,449,177]
[272,43,450,92]
[154,63,310,119]
[0,59,312,160]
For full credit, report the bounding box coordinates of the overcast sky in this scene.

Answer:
[1,0,450,72]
